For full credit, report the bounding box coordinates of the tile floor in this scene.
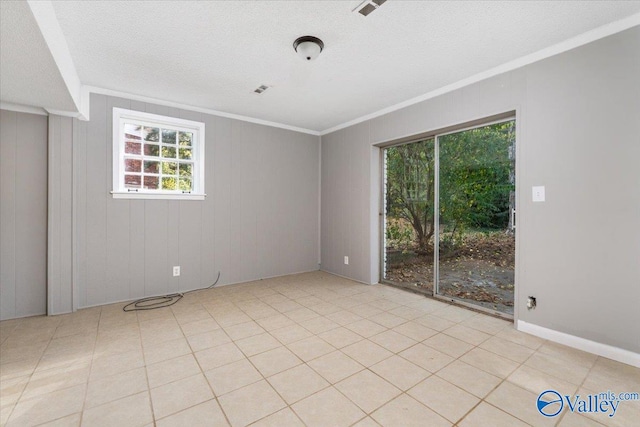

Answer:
[1,271,639,426]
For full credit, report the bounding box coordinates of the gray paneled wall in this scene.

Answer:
[68,94,319,310]
[0,110,48,320]
[321,27,640,353]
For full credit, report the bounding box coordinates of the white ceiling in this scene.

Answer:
[2,1,640,132]
[0,0,76,112]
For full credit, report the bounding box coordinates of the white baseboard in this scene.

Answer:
[517,320,640,368]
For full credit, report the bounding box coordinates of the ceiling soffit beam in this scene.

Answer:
[26,0,88,120]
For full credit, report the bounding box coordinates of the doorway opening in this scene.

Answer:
[381,118,516,317]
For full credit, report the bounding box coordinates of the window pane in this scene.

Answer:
[162,177,177,190]
[179,163,192,177]
[125,141,141,155]
[143,176,159,189]
[179,132,192,147]
[162,162,177,175]
[144,144,160,157]
[144,127,159,142]
[124,123,142,140]
[124,159,141,172]
[144,161,159,174]
[178,147,192,160]
[162,129,177,144]
[179,178,192,191]
[161,146,176,158]
[124,175,141,188]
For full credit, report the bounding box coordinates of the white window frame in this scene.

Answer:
[111,108,206,200]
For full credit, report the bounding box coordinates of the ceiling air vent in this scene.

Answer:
[354,0,386,17]
[254,85,269,94]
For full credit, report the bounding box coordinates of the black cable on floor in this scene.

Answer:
[122,271,221,312]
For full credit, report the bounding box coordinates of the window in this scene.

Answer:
[112,108,205,200]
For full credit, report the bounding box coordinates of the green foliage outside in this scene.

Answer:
[386,121,515,254]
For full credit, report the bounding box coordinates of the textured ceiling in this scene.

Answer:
[3,1,640,131]
[0,0,76,111]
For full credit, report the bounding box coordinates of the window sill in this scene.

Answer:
[111,191,206,200]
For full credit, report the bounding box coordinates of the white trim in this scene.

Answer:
[26,0,83,114]
[86,85,320,136]
[111,192,205,201]
[0,102,48,116]
[45,108,82,118]
[517,320,640,368]
[319,14,640,136]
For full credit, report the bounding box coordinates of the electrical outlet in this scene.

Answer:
[532,186,545,202]
[173,266,180,277]
[344,256,349,265]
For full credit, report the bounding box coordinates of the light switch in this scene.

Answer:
[532,186,545,202]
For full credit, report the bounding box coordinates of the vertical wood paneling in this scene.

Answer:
[1,110,18,320]
[212,116,232,285]
[0,110,47,320]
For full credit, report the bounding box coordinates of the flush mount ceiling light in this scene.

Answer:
[293,36,324,61]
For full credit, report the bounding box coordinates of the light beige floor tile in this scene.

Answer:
[250,407,305,427]
[268,364,329,404]
[583,357,640,392]
[443,324,491,346]
[299,316,339,334]
[205,359,262,396]
[389,306,425,320]
[348,303,384,319]
[342,340,393,367]
[495,327,545,350]
[408,375,479,423]
[433,305,477,323]
[0,357,40,380]
[577,386,640,427]
[269,300,304,313]
[458,402,528,427]
[255,314,296,331]
[89,349,145,381]
[234,332,281,357]
[326,310,364,326]
[508,364,578,396]
[150,373,213,419]
[307,350,365,384]
[269,324,313,345]
[21,364,91,400]
[336,369,401,413]
[414,315,456,332]
[213,311,252,328]
[186,329,231,352]
[371,394,451,427]
[525,351,591,385]
[179,318,220,337]
[0,375,28,406]
[223,321,265,341]
[308,302,342,316]
[287,336,335,362]
[480,336,536,363]
[285,307,319,323]
[292,387,365,427]
[249,346,302,377]
[459,347,519,378]
[369,312,406,329]
[460,314,511,335]
[146,353,201,388]
[37,412,82,426]
[351,416,381,427]
[486,381,557,427]
[537,340,598,369]
[392,321,438,342]
[85,366,147,408]
[81,391,152,427]
[142,336,191,365]
[318,327,364,348]
[558,411,606,426]
[156,399,229,427]
[370,355,430,391]
[7,384,86,426]
[368,299,401,312]
[436,360,502,398]
[344,319,387,338]
[399,343,454,373]
[423,333,474,358]
[369,330,417,353]
[218,380,286,427]
[195,342,246,371]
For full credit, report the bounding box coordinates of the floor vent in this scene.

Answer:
[254,85,269,94]
[355,0,386,17]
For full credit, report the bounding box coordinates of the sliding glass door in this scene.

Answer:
[382,118,516,317]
